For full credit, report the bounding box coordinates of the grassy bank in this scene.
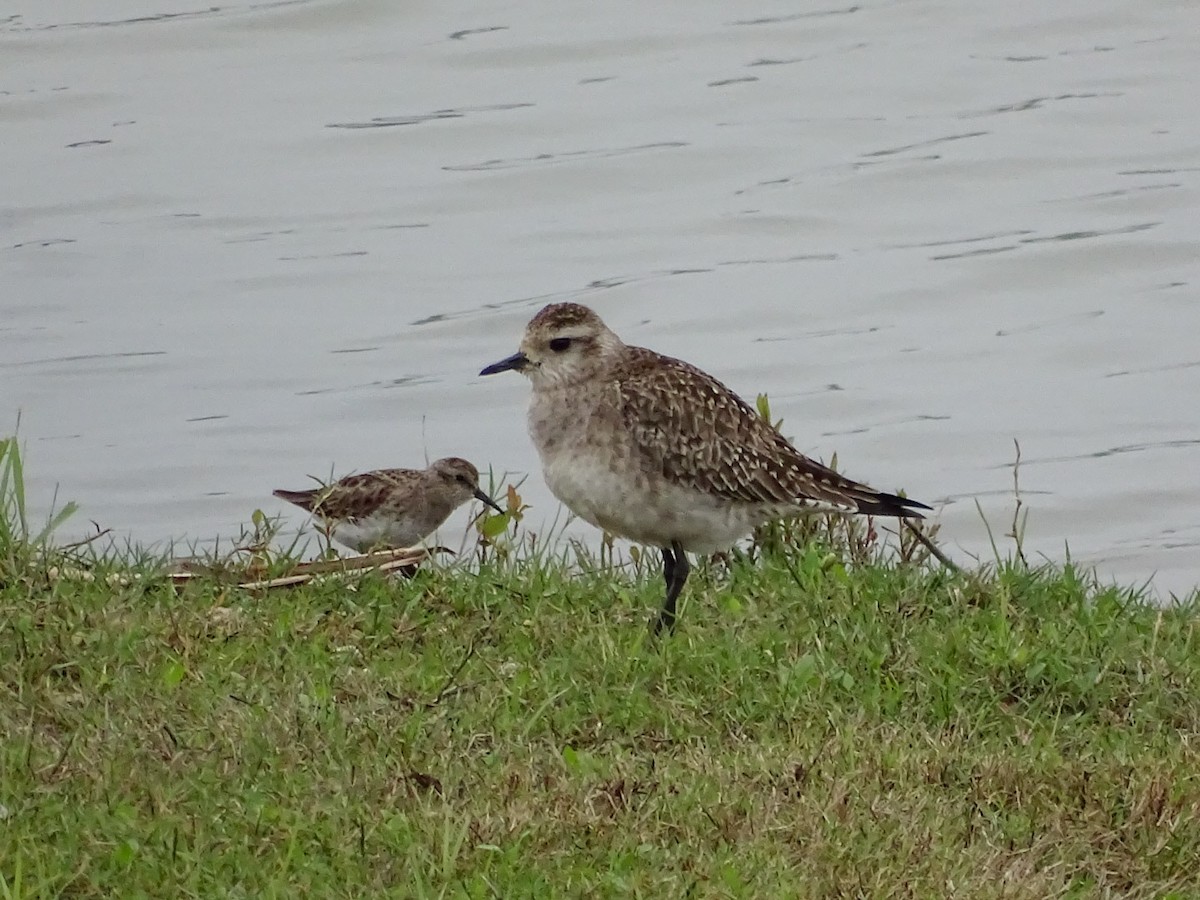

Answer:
[2,438,1200,897]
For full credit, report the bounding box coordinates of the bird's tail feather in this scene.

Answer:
[272,488,319,512]
[856,490,931,519]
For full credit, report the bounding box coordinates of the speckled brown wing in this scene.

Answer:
[614,348,929,518]
[275,469,421,522]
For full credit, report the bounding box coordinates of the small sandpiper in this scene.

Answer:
[273,457,503,553]
[480,303,932,634]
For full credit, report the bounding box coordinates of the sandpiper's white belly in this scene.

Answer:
[328,513,428,553]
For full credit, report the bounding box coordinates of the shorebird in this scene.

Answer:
[480,302,932,634]
[273,457,503,553]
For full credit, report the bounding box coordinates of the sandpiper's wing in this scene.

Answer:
[273,469,421,522]
[614,347,930,518]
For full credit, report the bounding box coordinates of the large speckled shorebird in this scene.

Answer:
[273,457,502,553]
[480,302,931,634]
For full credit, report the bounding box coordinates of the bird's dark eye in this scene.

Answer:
[456,474,470,484]
[549,337,571,353]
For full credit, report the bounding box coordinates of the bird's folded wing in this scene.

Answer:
[311,470,411,521]
[615,350,866,511]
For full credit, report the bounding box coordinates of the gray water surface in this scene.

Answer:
[4,0,1199,596]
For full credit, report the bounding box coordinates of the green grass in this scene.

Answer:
[2,440,1200,897]
[0,436,77,582]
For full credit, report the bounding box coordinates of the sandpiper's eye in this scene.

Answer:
[549,337,571,353]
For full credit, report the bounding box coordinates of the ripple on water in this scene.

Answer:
[326,103,534,130]
[442,142,689,172]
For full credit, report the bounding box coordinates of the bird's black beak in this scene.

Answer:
[474,488,505,514]
[479,351,529,376]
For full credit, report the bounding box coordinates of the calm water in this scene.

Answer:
[3,1,1199,597]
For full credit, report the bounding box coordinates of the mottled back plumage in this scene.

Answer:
[273,469,423,521]
[615,346,927,518]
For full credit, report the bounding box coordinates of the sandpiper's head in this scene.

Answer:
[428,457,504,513]
[479,303,620,387]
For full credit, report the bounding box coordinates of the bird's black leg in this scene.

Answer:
[652,540,690,636]
[653,545,676,635]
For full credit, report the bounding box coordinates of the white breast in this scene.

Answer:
[533,414,762,554]
[328,513,427,553]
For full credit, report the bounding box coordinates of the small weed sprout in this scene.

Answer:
[473,470,527,564]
